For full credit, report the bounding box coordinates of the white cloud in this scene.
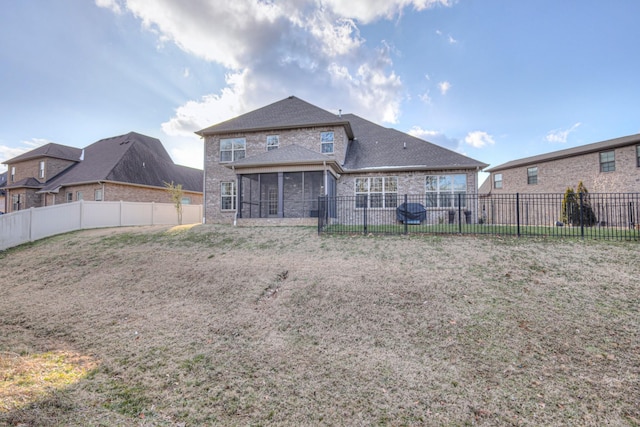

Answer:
[98,0,455,161]
[408,126,460,151]
[0,138,50,171]
[545,122,581,143]
[464,131,495,148]
[438,81,451,95]
[95,0,122,14]
[447,35,457,44]
[418,90,432,104]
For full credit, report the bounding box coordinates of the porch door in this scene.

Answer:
[268,188,278,216]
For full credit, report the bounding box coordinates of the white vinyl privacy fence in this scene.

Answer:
[0,200,203,251]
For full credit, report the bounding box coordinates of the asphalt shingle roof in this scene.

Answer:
[41,132,202,193]
[342,114,488,171]
[486,133,640,172]
[196,96,354,138]
[3,143,82,164]
[230,144,339,169]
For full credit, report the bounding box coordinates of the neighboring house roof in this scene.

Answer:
[3,143,82,164]
[230,144,342,170]
[478,175,492,194]
[486,133,640,172]
[40,132,202,193]
[196,96,354,139]
[5,177,43,189]
[342,114,488,172]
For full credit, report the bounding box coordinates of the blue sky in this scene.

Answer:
[2,0,639,186]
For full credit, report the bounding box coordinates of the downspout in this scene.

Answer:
[232,165,237,226]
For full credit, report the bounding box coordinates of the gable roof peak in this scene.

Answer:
[195,95,354,139]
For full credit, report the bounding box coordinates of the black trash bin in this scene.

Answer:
[464,210,472,224]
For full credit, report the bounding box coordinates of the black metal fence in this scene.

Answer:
[317,193,640,240]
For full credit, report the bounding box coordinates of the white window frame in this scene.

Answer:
[76,191,83,201]
[266,135,279,151]
[220,138,246,162]
[94,189,103,201]
[181,197,191,205]
[355,176,398,209]
[39,161,45,179]
[11,166,15,182]
[493,173,503,189]
[426,174,467,208]
[321,131,334,154]
[66,192,73,203]
[221,181,237,211]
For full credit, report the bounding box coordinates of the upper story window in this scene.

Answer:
[355,176,397,208]
[527,167,538,185]
[600,150,615,172]
[220,138,246,162]
[39,161,45,179]
[426,174,467,208]
[10,166,15,182]
[493,173,503,189]
[636,145,640,167]
[321,131,334,154]
[266,135,279,151]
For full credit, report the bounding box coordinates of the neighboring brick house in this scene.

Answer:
[0,171,6,213]
[484,133,640,194]
[196,96,488,224]
[2,132,202,213]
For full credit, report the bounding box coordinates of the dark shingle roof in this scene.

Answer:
[230,144,340,169]
[3,143,82,164]
[5,177,43,189]
[342,114,488,171]
[196,96,354,139]
[486,133,640,172]
[41,132,202,193]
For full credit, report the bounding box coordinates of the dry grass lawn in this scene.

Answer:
[0,225,639,426]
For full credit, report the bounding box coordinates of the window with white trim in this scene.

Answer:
[321,131,334,154]
[66,192,73,202]
[221,181,236,210]
[493,173,503,189]
[425,174,467,208]
[10,166,15,182]
[181,197,191,205]
[266,135,279,151]
[39,161,45,179]
[355,177,398,208]
[76,191,83,201]
[600,150,615,172]
[95,189,103,201]
[220,138,246,162]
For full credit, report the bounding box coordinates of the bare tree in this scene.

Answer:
[164,181,184,225]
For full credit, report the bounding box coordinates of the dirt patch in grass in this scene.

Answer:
[0,225,639,426]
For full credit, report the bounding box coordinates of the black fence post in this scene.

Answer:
[404,194,408,235]
[579,192,585,239]
[363,196,368,234]
[516,193,521,237]
[457,194,462,234]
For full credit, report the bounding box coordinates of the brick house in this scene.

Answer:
[196,96,488,225]
[484,133,640,194]
[2,132,202,213]
[0,171,6,213]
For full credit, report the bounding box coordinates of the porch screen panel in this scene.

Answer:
[283,172,303,217]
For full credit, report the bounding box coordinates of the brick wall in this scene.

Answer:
[6,158,76,184]
[490,144,640,194]
[43,183,202,206]
[204,126,348,223]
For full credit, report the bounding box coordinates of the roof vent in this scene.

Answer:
[338,109,342,118]
[79,149,85,161]
[403,142,407,149]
